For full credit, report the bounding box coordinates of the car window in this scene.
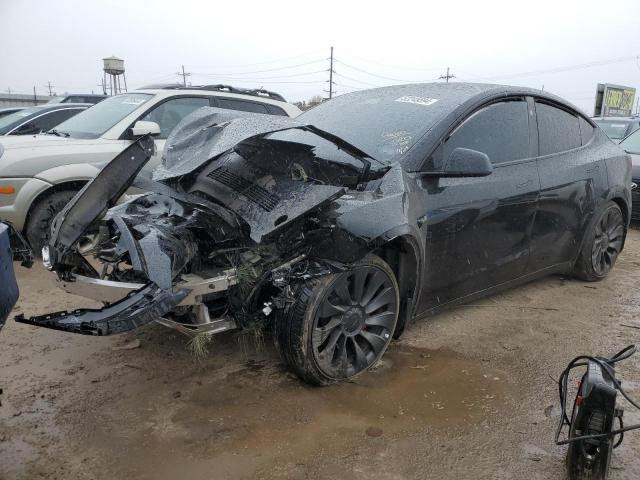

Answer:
[442,99,530,164]
[216,97,270,114]
[593,119,632,140]
[34,109,83,132]
[579,117,595,145]
[266,104,288,116]
[536,101,581,155]
[141,97,210,139]
[619,128,640,154]
[55,93,153,139]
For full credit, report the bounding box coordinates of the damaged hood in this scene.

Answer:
[153,107,378,181]
[154,108,306,181]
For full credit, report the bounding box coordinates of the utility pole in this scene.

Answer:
[176,65,191,87]
[33,86,37,105]
[45,81,54,96]
[6,87,12,94]
[439,67,455,83]
[329,46,334,99]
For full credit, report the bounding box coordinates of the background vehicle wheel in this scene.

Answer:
[274,254,399,386]
[25,190,77,256]
[573,202,624,282]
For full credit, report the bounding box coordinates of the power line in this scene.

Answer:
[194,58,327,77]
[189,50,325,69]
[333,72,381,88]
[484,54,639,81]
[193,69,327,81]
[334,59,424,83]
[339,50,444,72]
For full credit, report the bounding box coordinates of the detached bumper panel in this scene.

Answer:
[0,224,19,330]
[15,283,188,336]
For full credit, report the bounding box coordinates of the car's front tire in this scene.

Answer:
[25,190,77,256]
[573,201,625,281]
[274,254,399,386]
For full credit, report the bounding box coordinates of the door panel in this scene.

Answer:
[528,101,609,271]
[417,160,539,312]
[529,149,607,270]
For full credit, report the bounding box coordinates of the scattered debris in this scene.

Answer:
[187,334,213,362]
[365,427,383,437]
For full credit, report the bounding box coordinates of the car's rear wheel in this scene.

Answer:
[25,190,77,256]
[274,254,399,385]
[573,202,624,281]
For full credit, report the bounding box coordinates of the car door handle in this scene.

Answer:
[516,179,533,189]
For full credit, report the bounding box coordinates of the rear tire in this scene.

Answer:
[274,254,399,386]
[573,202,624,282]
[25,190,77,256]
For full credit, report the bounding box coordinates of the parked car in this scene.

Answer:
[48,94,107,105]
[618,129,640,222]
[593,116,640,143]
[16,83,631,386]
[0,107,25,119]
[0,85,301,252]
[0,103,90,136]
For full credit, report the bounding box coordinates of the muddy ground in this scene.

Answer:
[1,230,640,480]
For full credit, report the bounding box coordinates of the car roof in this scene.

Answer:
[134,87,292,106]
[320,82,587,171]
[337,82,581,112]
[32,103,93,111]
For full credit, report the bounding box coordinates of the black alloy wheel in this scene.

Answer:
[590,207,624,277]
[311,264,399,379]
[274,254,399,385]
[574,201,625,282]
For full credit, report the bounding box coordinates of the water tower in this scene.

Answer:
[102,56,127,95]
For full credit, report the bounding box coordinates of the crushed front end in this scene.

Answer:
[16,110,396,339]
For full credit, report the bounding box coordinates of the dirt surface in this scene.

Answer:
[2,230,640,480]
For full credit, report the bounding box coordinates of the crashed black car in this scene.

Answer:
[17,83,632,385]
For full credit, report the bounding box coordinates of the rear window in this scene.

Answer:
[536,101,581,155]
[216,98,269,114]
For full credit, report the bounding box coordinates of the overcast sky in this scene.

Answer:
[1,0,640,113]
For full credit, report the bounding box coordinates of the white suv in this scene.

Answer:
[0,85,301,252]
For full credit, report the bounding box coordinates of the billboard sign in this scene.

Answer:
[594,83,636,117]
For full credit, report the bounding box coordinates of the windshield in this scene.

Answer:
[0,107,43,134]
[620,128,640,154]
[296,87,447,163]
[594,119,632,140]
[53,93,152,139]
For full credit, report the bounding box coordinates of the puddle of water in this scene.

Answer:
[66,345,511,480]
[167,346,509,459]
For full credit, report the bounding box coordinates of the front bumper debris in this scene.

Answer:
[0,223,20,330]
[15,284,188,335]
[55,269,238,306]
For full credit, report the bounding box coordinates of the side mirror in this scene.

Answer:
[423,147,493,178]
[129,120,161,137]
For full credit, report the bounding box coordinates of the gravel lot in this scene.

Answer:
[1,229,639,480]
